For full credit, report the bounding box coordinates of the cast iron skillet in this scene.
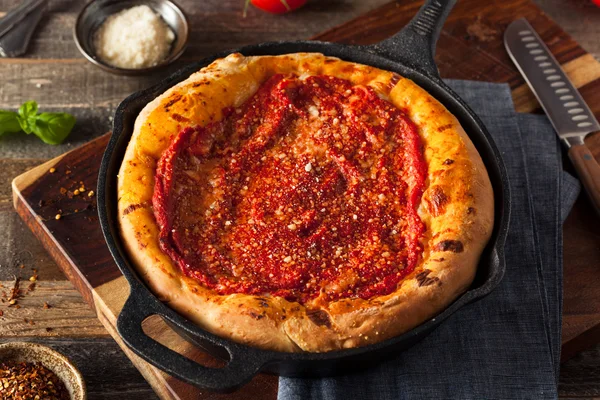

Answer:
[98,0,511,392]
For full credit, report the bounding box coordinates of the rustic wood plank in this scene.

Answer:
[561,193,600,361]
[559,343,600,397]
[533,0,600,60]
[0,212,66,280]
[0,61,176,108]
[0,280,107,337]
[0,160,45,210]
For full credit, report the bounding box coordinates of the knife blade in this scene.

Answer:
[505,18,600,215]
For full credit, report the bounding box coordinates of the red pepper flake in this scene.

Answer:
[26,270,38,293]
[7,277,20,305]
[0,310,3,316]
[0,360,70,399]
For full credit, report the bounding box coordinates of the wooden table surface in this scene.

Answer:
[1,0,600,398]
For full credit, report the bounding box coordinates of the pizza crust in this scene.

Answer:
[117,53,494,352]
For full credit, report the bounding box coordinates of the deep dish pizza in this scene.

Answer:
[117,53,494,352]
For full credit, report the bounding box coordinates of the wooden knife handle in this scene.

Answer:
[568,143,600,215]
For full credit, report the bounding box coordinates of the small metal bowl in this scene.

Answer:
[73,0,189,75]
[0,341,87,399]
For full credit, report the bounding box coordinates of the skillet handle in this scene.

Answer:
[117,292,265,392]
[371,0,457,80]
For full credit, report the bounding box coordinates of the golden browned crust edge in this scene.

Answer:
[117,53,494,352]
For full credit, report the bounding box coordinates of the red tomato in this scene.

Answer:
[250,0,307,14]
[593,0,600,7]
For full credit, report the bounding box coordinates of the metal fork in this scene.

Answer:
[0,0,47,57]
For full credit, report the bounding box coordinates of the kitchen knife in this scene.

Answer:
[504,18,600,215]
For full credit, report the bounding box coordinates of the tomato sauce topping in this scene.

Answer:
[153,74,427,304]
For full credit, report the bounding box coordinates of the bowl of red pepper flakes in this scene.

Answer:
[0,342,86,400]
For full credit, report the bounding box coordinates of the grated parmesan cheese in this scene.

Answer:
[94,5,175,69]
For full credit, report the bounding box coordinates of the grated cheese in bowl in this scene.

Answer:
[93,5,175,69]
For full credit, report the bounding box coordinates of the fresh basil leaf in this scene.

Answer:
[17,115,32,134]
[0,110,22,136]
[17,101,39,134]
[1,102,76,145]
[18,100,38,119]
[31,112,76,145]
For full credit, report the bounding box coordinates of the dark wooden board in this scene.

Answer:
[10,0,600,398]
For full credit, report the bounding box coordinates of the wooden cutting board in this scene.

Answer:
[11,0,600,398]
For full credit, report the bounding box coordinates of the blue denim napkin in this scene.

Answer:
[278,80,581,400]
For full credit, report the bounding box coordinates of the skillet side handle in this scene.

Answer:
[372,0,457,79]
[117,293,264,393]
